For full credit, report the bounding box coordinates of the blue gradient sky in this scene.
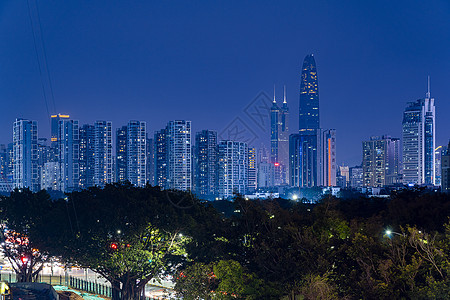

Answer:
[0,0,449,166]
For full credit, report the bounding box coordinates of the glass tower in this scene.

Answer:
[299,54,319,132]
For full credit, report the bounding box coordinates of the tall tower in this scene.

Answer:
[217,140,248,198]
[127,121,147,187]
[270,86,290,185]
[79,124,95,189]
[402,78,436,185]
[115,126,127,182]
[58,118,80,192]
[166,120,192,191]
[299,54,319,132]
[13,119,39,192]
[94,121,113,186]
[194,130,217,196]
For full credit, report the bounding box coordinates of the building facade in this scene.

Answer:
[94,121,113,186]
[362,136,401,187]
[217,141,248,198]
[165,120,191,191]
[402,82,436,185]
[442,142,450,193]
[194,130,217,196]
[270,86,289,185]
[13,119,39,191]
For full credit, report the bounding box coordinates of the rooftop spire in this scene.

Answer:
[426,76,431,99]
[273,85,276,103]
[283,85,287,104]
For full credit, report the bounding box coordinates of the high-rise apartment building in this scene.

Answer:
[94,121,113,186]
[349,166,363,188]
[127,121,147,187]
[13,119,39,192]
[166,120,191,191]
[146,135,155,186]
[194,130,217,196]
[154,128,167,188]
[217,141,248,198]
[402,80,436,185]
[362,136,401,187]
[271,86,289,185]
[248,147,257,192]
[58,117,80,192]
[79,124,95,189]
[115,126,127,182]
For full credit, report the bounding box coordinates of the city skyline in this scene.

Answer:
[0,1,449,168]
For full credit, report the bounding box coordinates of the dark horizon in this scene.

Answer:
[1,1,449,167]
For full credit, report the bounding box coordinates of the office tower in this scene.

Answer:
[402,79,436,185]
[217,141,248,198]
[127,121,147,187]
[79,124,95,189]
[299,54,319,132]
[271,86,290,185]
[194,130,217,196]
[442,141,450,193]
[319,129,337,187]
[154,128,167,188]
[166,120,191,191]
[257,162,275,188]
[115,126,127,182]
[58,118,80,192]
[94,121,113,186]
[289,133,319,187]
[13,119,39,192]
[362,136,401,187]
[248,147,257,192]
[349,166,363,188]
[434,145,447,186]
[146,135,155,186]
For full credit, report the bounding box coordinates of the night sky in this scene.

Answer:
[1,0,449,166]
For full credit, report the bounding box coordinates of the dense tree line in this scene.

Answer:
[0,185,449,299]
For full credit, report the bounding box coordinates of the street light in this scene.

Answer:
[385,229,405,237]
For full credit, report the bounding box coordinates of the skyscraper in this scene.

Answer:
[194,130,217,196]
[154,128,167,188]
[127,121,147,187]
[94,121,113,186]
[58,117,80,192]
[115,126,127,182]
[217,140,248,198]
[362,136,401,187]
[299,54,319,132]
[13,119,39,191]
[402,79,436,185]
[270,86,289,185]
[79,124,95,189]
[248,146,257,192]
[319,129,337,187]
[166,120,192,191]
[441,141,450,193]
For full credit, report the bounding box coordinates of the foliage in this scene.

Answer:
[0,189,52,282]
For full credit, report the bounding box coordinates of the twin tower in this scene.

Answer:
[271,54,336,188]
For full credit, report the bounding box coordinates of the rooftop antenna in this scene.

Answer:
[273,85,276,103]
[426,76,431,98]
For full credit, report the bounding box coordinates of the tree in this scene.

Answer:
[0,189,52,282]
[32,183,206,300]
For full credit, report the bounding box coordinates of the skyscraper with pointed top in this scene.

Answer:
[290,54,336,188]
[299,54,319,132]
[402,77,436,185]
[270,85,290,185]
